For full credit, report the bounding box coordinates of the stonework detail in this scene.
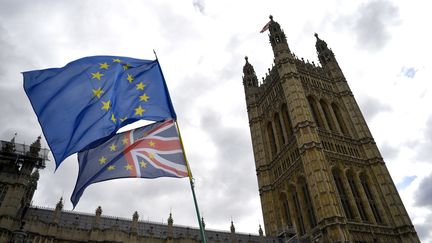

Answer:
[242,15,420,243]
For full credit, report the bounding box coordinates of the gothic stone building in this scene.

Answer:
[0,138,277,242]
[242,16,420,242]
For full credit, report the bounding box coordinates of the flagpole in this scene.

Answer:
[174,120,207,243]
[153,50,206,242]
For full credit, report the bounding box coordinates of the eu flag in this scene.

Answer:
[23,56,177,167]
[71,119,188,207]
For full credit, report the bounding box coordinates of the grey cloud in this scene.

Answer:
[193,0,205,14]
[197,110,259,223]
[415,172,432,208]
[413,211,432,242]
[334,0,400,51]
[358,95,392,121]
[415,116,432,163]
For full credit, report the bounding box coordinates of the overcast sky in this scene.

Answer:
[1,0,431,241]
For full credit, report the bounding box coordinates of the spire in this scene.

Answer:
[10,132,17,144]
[93,206,102,229]
[167,212,174,239]
[131,211,139,233]
[314,33,344,79]
[29,135,41,156]
[230,220,235,233]
[201,217,206,229]
[54,197,63,224]
[242,56,259,87]
[267,15,291,60]
[95,206,102,216]
[133,211,139,221]
[315,33,328,53]
[258,224,263,236]
[168,212,173,226]
[55,197,64,211]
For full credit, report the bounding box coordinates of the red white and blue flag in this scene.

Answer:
[71,119,188,207]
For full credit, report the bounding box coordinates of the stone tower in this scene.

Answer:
[242,16,419,242]
[0,136,47,242]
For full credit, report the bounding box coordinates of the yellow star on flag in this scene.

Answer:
[136,82,145,90]
[149,141,155,147]
[99,62,109,69]
[139,93,150,102]
[109,143,117,151]
[99,156,107,165]
[113,58,121,63]
[120,117,128,122]
[124,164,133,170]
[127,73,134,83]
[134,105,145,116]
[92,87,104,98]
[108,165,116,171]
[123,64,130,70]
[140,160,147,168]
[148,152,155,159]
[122,137,129,145]
[111,113,117,123]
[91,71,104,80]
[101,100,111,111]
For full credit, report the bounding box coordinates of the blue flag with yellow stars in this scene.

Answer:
[71,119,188,207]
[23,56,177,168]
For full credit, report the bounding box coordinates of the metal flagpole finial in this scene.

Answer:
[153,49,158,60]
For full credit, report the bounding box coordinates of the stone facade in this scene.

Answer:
[0,139,277,242]
[242,16,420,243]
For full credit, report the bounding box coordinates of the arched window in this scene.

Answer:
[332,169,354,220]
[331,103,349,135]
[280,193,292,227]
[320,99,337,132]
[290,186,305,235]
[274,113,285,145]
[281,104,293,140]
[299,178,317,228]
[360,174,383,224]
[347,171,368,222]
[307,96,325,129]
[267,121,277,156]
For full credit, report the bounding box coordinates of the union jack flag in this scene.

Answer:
[71,119,188,207]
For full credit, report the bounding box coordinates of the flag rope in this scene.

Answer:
[175,120,207,243]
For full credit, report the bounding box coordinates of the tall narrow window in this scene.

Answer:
[347,174,368,222]
[291,188,305,235]
[360,175,383,224]
[281,104,293,139]
[0,183,7,207]
[320,99,337,132]
[300,179,317,228]
[267,122,277,156]
[333,170,354,220]
[280,193,292,226]
[274,113,286,145]
[331,103,349,135]
[307,96,325,129]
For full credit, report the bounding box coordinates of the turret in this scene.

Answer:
[230,221,236,243]
[242,56,259,88]
[267,15,291,61]
[131,211,139,233]
[315,33,345,80]
[93,206,102,229]
[54,197,63,223]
